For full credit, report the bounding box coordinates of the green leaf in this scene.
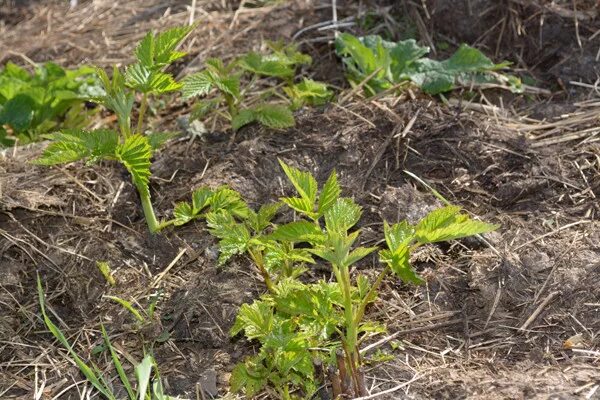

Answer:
[380,247,423,284]
[281,196,316,218]
[231,108,256,131]
[269,221,325,243]
[37,276,117,400]
[34,129,119,165]
[135,31,155,68]
[324,198,362,234]
[279,159,318,205]
[0,94,35,132]
[206,211,251,265]
[317,169,341,216]
[211,73,240,99]
[101,325,135,400]
[252,104,295,129]
[181,71,213,99]
[154,25,194,66]
[115,134,152,197]
[384,221,415,253]
[135,354,154,399]
[209,186,250,218]
[284,78,333,109]
[125,64,182,94]
[135,25,192,68]
[192,187,213,214]
[247,202,281,233]
[230,300,274,339]
[336,33,518,96]
[230,362,268,396]
[415,205,498,244]
[345,246,377,266]
[173,202,195,226]
[238,52,294,78]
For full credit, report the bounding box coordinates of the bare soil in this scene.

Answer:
[1,1,599,399]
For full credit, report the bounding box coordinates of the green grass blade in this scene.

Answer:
[37,275,117,400]
[101,325,135,399]
[104,295,145,323]
[135,354,154,400]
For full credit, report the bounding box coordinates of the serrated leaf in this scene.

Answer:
[380,247,423,284]
[317,170,340,216]
[415,205,498,244]
[231,108,256,131]
[269,221,325,243]
[279,159,318,206]
[206,210,250,265]
[230,362,268,396]
[345,246,377,266]
[247,202,281,233]
[384,220,415,253]
[252,104,294,129]
[283,78,333,109]
[135,31,154,68]
[209,187,250,218]
[281,197,317,219]
[34,129,119,165]
[238,52,294,78]
[154,25,193,66]
[125,64,181,94]
[324,198,362,234]
[115,134,152,197]
[230,300,274,339]
[211,73,240,99]
[173,202,194,226]
[181,71,213,99]
[192,187,213,214]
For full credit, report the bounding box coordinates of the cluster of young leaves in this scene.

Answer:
[201,160,497,398]
[182,42,332,131]
[0,61,102,146]
[34,26,193,233]
[37,276,184,400]
[335,33,522,96]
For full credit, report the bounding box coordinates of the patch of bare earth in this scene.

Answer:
[1,0,599,399]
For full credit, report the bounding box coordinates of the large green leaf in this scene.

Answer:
[34,129,119,165]
[336,33,521,96]
[0,94,35,132]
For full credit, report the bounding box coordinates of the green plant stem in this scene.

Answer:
[249,248,276,294]
[224,93,238,120]
[138,187,161,233]
[137,92,149,135]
